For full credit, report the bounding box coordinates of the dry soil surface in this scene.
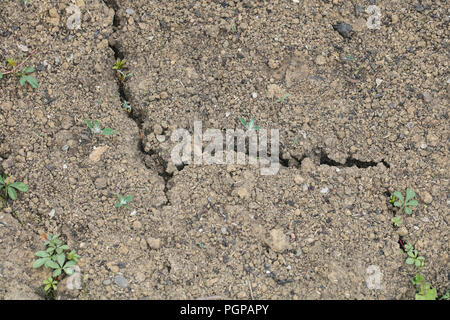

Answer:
[0,0,448,300]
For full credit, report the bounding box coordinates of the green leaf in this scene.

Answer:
[0,71,3,79]
[23,67,35,74]
[239,118,247,128]
[32,258,48,268]
[21,75,38,88]
[407,199,418,207]
[412,274,424,285]
[115,202,122,207]
[44,284,51,292]
[405,189,415,202]
[35,251,50,258]
[393,201,402,208]
[393,191,404,203]
[56,253,65,267]
[406,257,415,265]
[85,120,93,129]
[7,186,17,200]
[52,268,62,278]
[102,128,116,135]
[10,182,28,192]
[124,195,132,203]
[405,207,412,215]
[64,260,77,268]
[93,120,100,128]
[45,260,59,269]
[64,267,75,276]
[60,245,70,250]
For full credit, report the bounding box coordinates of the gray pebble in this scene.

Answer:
[114,274,129,288]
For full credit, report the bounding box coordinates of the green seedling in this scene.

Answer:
[115,193,132,209]
[239,118,260,131]
[391,189,418,215]
[117,70,133,82]
[276,93,290,103]
[33,234,79,277]
[412,274,437,300]
[85,120,116,135]
[43,277,57,293]
[404,243,425,269]
[112,58,126,70]
[122,100,131,113]
[439,290,450,300]
[0,173,28,207]
[391,216,403,227]
[17,67,39,88]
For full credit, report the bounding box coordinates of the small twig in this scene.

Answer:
[0,48,39,75]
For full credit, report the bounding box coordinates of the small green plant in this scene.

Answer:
[392,189,418,215]
[276,93,290,103]
[43,277,57,292]
[122,100,131,113]
[439,289,450,300]
[117,70,133,82]
[0,49,39,89]
[115,193,132,209]
[33,234,80,299]
[112,58,126,70]
[0,173,29,207]
[239,118,260,131]
[412,274,437,300]
[85,120,116,135]
[391,216,403,227]
[404,243,425,269]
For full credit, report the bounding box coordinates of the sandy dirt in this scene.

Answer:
[0,0,448,299]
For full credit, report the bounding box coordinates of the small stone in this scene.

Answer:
[139,238,148,250]
[103,279,111,286]
[315,55,326,65]
[89,146,108,162]
[114,274,129,289]
[333,22,353,39]
[426,133,439,147]
[94,177,107,189]
[320,187,329,194]
[422,92,432,103]
[294,175,304,185]
[17,44,28,52]
[236,187,250,200]
[125,8,135,15]
[65,266,82,290]
[252,92,258,99]
[132,221,142,230]
[397,227,408,237]
[146,237,161,250]
[391,14,399,24]
[266,228,291,252]
[119,245,129,255]
[160,91,168,99]
[422,192,433,204]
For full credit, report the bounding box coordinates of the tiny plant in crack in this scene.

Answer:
[412,274,437,300]
[0,173,28,208]
[390,188,418,228]
[239,117,260,131]
[112,58,126,70]
[404,243,425,269]
[112,58,132,82]
[32,234,80,299]
[122,100,131,113]
[85,120,116,136]
[116,193,132,209]
[391,216,403,227]
[392,189,418,215]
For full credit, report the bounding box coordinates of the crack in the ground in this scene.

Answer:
[104,0,172,206]
[319,149,390,169]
